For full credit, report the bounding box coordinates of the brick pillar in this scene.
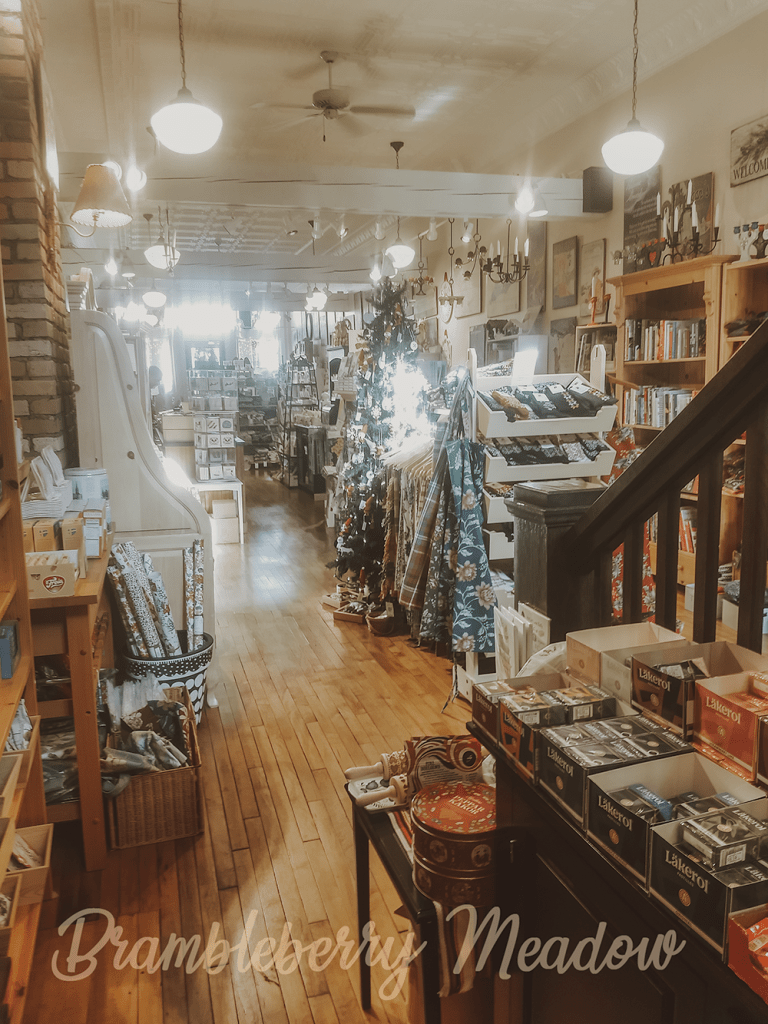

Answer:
[0,0,76,465]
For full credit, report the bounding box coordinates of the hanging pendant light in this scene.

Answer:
[70,164,132,236]
[143,211,181,271]
[151,0,222,154]
[385,218,415,270]
[142,286,167,308]
[602,0,663,175]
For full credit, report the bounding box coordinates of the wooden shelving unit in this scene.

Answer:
[0,258,49,1024]
[610,255,738,575]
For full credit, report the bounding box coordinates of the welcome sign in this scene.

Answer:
[731,114,768,186]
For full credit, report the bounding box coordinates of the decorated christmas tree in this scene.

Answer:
[333,279,422,597]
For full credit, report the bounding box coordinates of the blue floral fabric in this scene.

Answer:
[446,439,496,653]
[419,471,459,646]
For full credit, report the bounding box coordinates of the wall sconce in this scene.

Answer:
[70,164,133,237]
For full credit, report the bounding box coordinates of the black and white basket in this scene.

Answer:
[122,630,213,724]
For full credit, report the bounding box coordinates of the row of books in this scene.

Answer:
[625,318,706,361]
[623,386,696,428]
[647,506,697,553]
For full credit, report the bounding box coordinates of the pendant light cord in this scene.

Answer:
[178,0,187,89]
[631,0,638,120]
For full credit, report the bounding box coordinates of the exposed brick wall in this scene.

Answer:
[0,0,76,465]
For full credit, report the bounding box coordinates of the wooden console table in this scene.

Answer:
[29,542,114,872]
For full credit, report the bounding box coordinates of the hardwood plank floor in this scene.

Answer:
[30,472,466,1023]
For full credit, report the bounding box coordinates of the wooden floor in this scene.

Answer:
[27,473,466,1024]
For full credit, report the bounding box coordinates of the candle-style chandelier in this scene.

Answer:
[409,235,434,296]
[452,219,486,279]
[481,220,529,284]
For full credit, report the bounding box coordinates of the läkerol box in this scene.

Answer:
[539,715,691,825]
[695,673,768,779]
[587,751,764,886]
[649,797,768,955]
[471,680,518,741]
[567,622,681,701]
[632,641,768,738]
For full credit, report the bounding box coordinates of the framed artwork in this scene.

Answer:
[579,238,606,318]
[622,167,661,273]
[485,276,520,318]
[549,316,577,374]
[422,317,438,349]
[526,220,547,312]
[552,236,578,309]
[410,287,438,321]
[456,269,483,319]
[731,114,768,187]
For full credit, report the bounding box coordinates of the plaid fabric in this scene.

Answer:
[399,369,472,612]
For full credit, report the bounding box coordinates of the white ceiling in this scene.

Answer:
[40,0,768,303]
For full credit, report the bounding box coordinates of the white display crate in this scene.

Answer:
[476,372,617,440]
[483,528,514,560]
[484,445,616,484]
[483,490,514,524]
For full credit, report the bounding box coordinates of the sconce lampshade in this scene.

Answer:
[70,164,133,229]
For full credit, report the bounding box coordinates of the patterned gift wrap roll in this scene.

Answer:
[142,554,182,658]
[107,565,150,658]
[192,539,204,650]
[111,544,166,648]
[183,545,195,652]
[411,780,497,907]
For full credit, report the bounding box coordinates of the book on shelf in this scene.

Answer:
[679,506,697,553]
[624,318,706,361]
[622,386,696,428]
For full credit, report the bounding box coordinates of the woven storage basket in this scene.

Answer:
[107,686,203,849]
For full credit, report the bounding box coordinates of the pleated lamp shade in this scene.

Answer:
[71,164,133,229]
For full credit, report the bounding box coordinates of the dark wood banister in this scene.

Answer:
[565,317,768,652]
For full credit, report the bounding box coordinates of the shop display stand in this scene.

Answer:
[609,255,736,585]
[237,366,279,470]
[459,353,617,697]
[188,368,240,483]
[0,260,49,1024]
[279,355,319,488]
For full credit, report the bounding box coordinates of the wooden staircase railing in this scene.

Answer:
[565,317,768,652]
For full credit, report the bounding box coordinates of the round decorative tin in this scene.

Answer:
[411,781,496,906]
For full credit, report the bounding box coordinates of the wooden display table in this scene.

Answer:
[29,540,114,872]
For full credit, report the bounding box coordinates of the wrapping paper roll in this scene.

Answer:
[192,539,205,650]
[111,543,167,649]
[183,545,195,653]
[119,565,166,660]
[146,565,182,657]
[107,565,150,658]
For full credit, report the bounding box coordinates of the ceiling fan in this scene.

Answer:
[253,51,415,136]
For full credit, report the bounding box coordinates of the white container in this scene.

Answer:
[64,468,111,528]
[476,372,618,440]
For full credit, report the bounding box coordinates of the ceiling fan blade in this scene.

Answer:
[266,113,322,131]
[337,113,370,137]
[348,104,416,118]
[250,102,316,111]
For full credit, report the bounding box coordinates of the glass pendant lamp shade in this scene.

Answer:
[309,287,328,310]
[70,164,132,229]
[385,243,415,269]
[602,117,664,175]
[144,232,181,270]
[151,87,222,155]
[142,289,167,308]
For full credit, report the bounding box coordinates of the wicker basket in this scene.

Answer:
[121,630,213,725]
[106,686,203,849]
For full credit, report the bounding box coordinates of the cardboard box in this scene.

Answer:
[7,823,53,906]
[211,499,238,520]
[632,641,768,738]
[32,517,59,552]
[26,552,77,598]
[539,720,691,825]
[728,904,768,1001]
[471,680,517,740]
[60,513,87,577]
[21,522,33,553]
[211,517,239,544]
[0,621,19,679]
[695,673,768,778]
[567,622,681,695]
[587,752,764,886]
[649,799,768,954]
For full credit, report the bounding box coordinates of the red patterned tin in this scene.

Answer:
[411,781,497,906]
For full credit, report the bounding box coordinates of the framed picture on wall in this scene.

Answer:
[549,316,577,374]
[456,269,483,318]
[485,276,520,318]
[410,287,438,321]
[553,237,578,309]
[579,238,606,317]
[527,220,547,312]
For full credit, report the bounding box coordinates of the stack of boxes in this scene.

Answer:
[22,501,101,597]
[188,368,239,482]
[210,499,239,545]
[470,621,768,961]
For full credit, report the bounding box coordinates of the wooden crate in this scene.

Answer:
[0,758,20,820]
[5,716,40,788]
[7,823,52,906]
[0,874,21,956]
[106,687,203,849]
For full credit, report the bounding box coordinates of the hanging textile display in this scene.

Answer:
[446,438,496,654]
